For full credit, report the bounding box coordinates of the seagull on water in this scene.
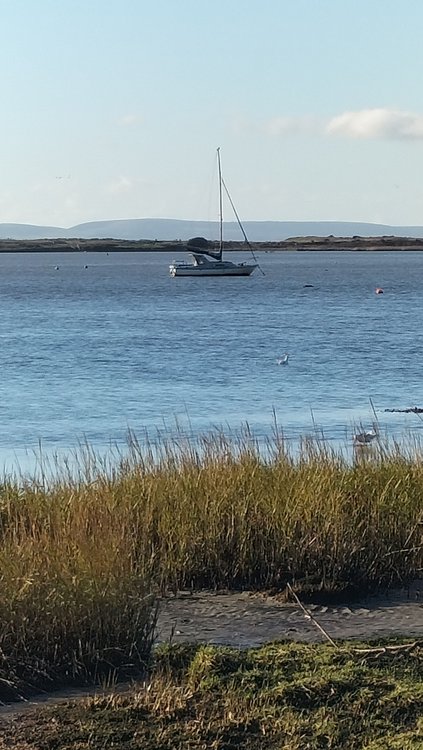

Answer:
[277,353,289,365]
[353,428,379,445]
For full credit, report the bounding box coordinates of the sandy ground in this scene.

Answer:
[155,582,423,647]
[0,582,421,719]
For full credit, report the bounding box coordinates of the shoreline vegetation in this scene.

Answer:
[1,642,423,749]
[0,431,421,707]
[1,234,423,252]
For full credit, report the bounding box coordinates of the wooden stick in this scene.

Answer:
[286,583,338,648]
[352,641,420,657]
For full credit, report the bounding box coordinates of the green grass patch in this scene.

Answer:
[1,641,422,749]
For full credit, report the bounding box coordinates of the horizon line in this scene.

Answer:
[0,217,422,230]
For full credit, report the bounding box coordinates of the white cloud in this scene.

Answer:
[230,114,254,135]
[106,176,133,194]
[118,114,143,126]
[258,108,423,141]
[264,115,321,136]
[327,108,423,139]
[232,114,322,137]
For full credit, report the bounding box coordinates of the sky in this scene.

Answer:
[2,0,423,227]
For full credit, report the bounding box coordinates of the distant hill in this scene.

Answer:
[1,218,423,241]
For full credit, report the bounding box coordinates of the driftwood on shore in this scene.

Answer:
[384,407,423,413]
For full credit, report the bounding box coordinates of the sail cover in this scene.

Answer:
[187,237,221,260]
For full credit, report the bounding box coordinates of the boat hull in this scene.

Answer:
[170,264,256,277]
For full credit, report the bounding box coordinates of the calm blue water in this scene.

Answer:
[1,249,423,472]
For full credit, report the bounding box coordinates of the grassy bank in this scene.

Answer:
[0,431,421,697]
[0,458,158,701]
[1,641,422,749]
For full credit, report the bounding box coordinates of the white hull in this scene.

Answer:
[170,262,256,277]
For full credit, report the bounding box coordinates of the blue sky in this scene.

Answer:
[1,0,423,227]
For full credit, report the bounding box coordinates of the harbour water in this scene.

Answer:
[1,249,423,473]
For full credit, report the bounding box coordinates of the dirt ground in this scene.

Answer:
[155,581,423,647]
[0,581,421,720]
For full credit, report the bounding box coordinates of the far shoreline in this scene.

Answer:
[1,235,423,253]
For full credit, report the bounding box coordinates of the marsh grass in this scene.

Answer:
[0,464,157,700]
[119,427,423,594]
[2,641,422,749]
[0,428,421,697]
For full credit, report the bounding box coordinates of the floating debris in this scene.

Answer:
[384,407,423,413]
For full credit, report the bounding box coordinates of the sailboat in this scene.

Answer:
[169,149,258,277]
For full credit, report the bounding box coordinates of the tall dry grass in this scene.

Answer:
[114,430,422,594]
[0,429,421,693]
[0,466,157,696]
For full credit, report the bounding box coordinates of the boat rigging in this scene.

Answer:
[169,148,262,277]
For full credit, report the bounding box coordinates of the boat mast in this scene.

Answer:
[217,147,223,261]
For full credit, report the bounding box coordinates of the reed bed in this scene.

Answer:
[0,429,421,695]
[0,469,157,699]
[108,429,423,594]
